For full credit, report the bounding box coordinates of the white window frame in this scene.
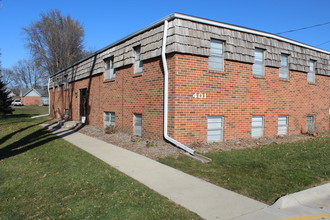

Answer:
[208,39,224,71]
[279,53,289,79]
[207,116,224,142]
[134,114,142,137]
[306,115,315,133]
[278,115,288,135]
[251,116,264,138]
[104,57,115,80]
[134,45,143,74]
[307,60,316,83]
[104,112,115,128]
[253,48,265,76]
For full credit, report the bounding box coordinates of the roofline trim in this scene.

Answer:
[51,12,330,77]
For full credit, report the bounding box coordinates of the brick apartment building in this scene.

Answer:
[49,13,330,152]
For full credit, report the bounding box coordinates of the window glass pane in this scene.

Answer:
[306,115,315,132]
[134,114,142,136]
[209,39,224,71]
[278,116,288,135]
[207,116,224,142]
[253,49,264,76]
[252,116,264,138]
[307,60,316,83]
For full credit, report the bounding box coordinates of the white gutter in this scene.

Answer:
[161,20,195,155]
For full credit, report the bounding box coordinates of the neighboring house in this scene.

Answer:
[49,13,330,149]
[20,88,49,106]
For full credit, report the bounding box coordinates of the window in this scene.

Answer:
[278,116,288,135]
[207,116,224,142]
[307,60,316,83]
[208,39,224,71]
[64,109,69,120]
[134,114,142,136]
[251,116,264,138]
[134,45,143,74]
[104,112,115,128]
[306,115,315,133]
[279,54,289,79]
[104,57,115,80]
[253,48,265,76]
[64,74,69,90]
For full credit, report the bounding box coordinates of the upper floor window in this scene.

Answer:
[253,48,265,76]
[104,56,115,80]
[64,74,69,90]
[208,39,224,71]
[279,54,289,79]
[134,45,143,74]
[307,60,316,83]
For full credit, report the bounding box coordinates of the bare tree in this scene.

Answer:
[12,59,47,89]
[0,68,14,87]
[23,9,87,76]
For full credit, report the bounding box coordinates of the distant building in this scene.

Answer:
[49,13,330,149]
[20,88,49,106]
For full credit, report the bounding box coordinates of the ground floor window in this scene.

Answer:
[104,112,115,128]
[251,116,264,138]
[207,116,224,142]
[278,116,288,135]
[134,114,142,137]
[64,109,69,120]
[306,115,315,133]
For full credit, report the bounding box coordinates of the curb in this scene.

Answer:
[273,183,330,209]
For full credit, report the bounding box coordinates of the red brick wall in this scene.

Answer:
[50,53,330,145]
[50,57,165,140]
[22,96,41,106]
[168,53,330,144]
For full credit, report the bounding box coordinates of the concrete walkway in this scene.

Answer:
[44,125,266,220]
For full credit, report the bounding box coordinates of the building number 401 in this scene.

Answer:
[193,93,207,99]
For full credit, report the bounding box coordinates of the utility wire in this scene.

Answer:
[316,40,330,47]
[276,21,330,34]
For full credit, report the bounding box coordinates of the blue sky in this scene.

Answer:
[1,0,330,69]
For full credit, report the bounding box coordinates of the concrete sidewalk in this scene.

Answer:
[44,125,266,220]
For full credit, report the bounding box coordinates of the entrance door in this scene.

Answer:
[79,88,88,122]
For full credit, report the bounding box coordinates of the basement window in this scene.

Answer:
[104,56,116,80]
[279,54,289,79]
[306,115,315,133]
[253,48,265,76]
[208,39,224,71]
[251,116,264,138]
[278,116,288,135]
[134,114,142,137]
[134,45,143,74]
[207,116,224,142]
[104,112,115,128]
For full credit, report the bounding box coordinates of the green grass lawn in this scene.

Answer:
[0,106,198,219]
[159,138,330,204]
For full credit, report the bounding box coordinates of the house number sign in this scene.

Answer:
[193,93,207,99]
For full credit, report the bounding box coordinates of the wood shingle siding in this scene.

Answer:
[50,15,330,87]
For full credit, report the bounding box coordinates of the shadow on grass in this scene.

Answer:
[0,120,53,146]
[0,123,85,161]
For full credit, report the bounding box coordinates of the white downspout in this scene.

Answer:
[162,20,195,155]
